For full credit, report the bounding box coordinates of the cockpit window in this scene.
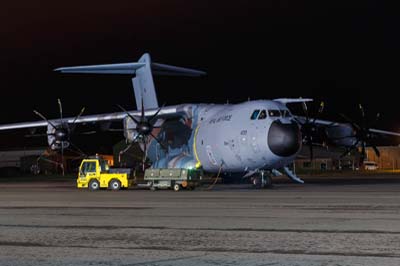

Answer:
[258,110,267,120]
[281,110,291,117]
[250,110,260,120]
[268,110,281,117]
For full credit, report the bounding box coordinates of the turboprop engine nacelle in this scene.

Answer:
[325,124,357,147]
[123,116,139,143]
[47,124,70,150]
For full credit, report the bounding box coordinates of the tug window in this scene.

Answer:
[258,110,267,120]
[250,110,260,120]
[268,110,281,117]
[100,160,109,172]
[87,162,96,172]
[82,162,96,174]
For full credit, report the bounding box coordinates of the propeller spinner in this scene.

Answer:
[117,99,166,171]
[337,104,381,162]
[295,101,325,161]
[33,99,87,174]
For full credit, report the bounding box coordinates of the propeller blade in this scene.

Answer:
[340,147,352,158]
[107,128,125,132]
[340,140,360,158]
[309,144,314,161]
[294,117,304,126]
[312,101,325,123]
[118,142,134,163]
[141,97,145,121]
[72,107,86,125]
[360,141,366,163]
[318,101,325,114]
[33,110,57,130]
[372,145,381,158]
[69,142,86,157]
[60,141,65,176]
[359,104,365,119]
[359,104,369,129]
[142,137,147,172]
[24,133,49,138]
[49,138,57,149]
[149,103,165,124]
[371,112,381,128]
[329,135,357,140]
[301,102,309,122]
[339,113,361,131]
[150,132,167,150]
[80,131,97,135]
[118,133,143,163]
[116,105,141,124]
[58,98,64,126]
[375,112,381,121]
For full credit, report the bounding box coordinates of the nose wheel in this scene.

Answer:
[252,171,273,189]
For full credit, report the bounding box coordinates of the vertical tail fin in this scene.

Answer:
[55,53,206,110]
[132,53,159,110]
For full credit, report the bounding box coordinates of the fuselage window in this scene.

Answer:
[250,110,260,120]
[258,110,267,120]
[268,110,281,117]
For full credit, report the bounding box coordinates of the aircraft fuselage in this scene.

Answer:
[138,100,302,173]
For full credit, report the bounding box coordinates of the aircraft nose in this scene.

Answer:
[268,120,301,157]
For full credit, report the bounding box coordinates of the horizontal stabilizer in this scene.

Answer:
[274,98,313,105]
[55,62,146,74]
[151,63,206,77]
[54,62,206,77]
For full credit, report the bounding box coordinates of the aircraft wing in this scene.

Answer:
[0,105,190,131]
[294,116,400,137]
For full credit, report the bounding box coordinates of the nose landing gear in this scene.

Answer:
[251,170,273,189]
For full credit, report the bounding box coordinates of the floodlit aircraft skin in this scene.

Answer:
[134,100,301,173]
[1,53,399,186]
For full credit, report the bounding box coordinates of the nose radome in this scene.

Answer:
[268,120,301,157]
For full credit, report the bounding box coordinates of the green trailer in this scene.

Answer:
[144,168,203,191]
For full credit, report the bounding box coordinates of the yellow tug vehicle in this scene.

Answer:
[77,156,134,190]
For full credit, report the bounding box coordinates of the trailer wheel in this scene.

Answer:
[89,179,100,191]
[109,179,121,190]
[173,183,181,192]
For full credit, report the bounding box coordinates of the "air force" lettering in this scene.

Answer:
[209,114,232,124]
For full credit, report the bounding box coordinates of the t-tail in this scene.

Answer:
[54,53,206,110]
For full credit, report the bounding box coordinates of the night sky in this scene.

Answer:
[1,1,399,136]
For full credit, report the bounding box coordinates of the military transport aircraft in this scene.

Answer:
[1,53,399,187]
